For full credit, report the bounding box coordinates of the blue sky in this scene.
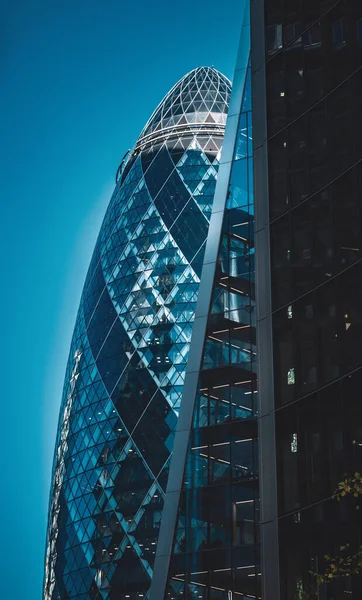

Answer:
[0,1,241,598]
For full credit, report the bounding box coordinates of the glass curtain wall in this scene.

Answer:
[163,39,259,600]
[44,67,231,600]
[263,0,362,598]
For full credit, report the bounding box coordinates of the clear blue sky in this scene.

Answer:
[0,1,242,598]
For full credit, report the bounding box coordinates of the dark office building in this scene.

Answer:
[254,0,362,598]
[150,0,362,599]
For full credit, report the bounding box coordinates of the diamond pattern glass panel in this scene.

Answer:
[163,58,257,600]
[44,67,231,600]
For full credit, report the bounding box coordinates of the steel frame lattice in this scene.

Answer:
[44,67,231,600]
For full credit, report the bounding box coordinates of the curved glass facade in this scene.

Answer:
[149,5,257,597]
[164,63,258,600]
[44,67,231,600]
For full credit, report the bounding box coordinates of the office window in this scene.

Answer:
[333,19,345,47]
[288,368,295,385]
[284,23,302,48]
[357,19,362,45]
[303,22,322,48]
[267,24,283,53]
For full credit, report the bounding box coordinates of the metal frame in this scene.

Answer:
[134,123,226,151]
[251,0,281,597]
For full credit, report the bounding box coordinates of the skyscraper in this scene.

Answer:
[150,2,256,597]
[44,67,231,600]
[252,0,362,599]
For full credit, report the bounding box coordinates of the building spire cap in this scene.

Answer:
[134,66,231,151]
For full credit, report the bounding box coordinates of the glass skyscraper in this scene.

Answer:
[150,2,256,597]
[44,67,231,600]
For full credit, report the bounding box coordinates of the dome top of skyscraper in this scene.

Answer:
[135,66,231,151]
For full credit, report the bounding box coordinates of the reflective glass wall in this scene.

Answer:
[258,0,362,597]
[44,67,231,600]
[164,64,258,598]
[151,5,258,597]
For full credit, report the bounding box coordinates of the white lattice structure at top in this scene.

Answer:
[135,66,231,150]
